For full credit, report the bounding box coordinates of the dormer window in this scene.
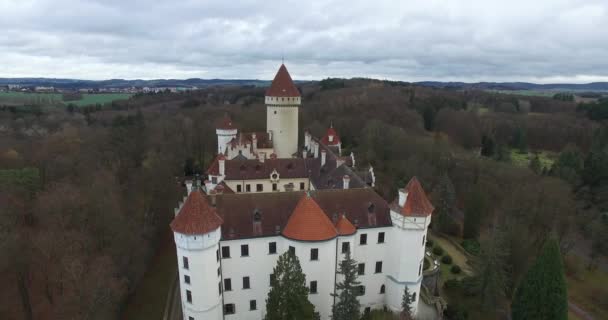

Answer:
[253,210,262,222]
[368,203,375,213]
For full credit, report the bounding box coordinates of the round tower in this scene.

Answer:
[266,64,300,158]
[385,177,434,316]
[171,189,224,320]
[216,114,237,155]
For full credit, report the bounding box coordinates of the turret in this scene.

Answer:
[171,189,224,320]
[385,177,434,316]
[266,64,300,158]
[216,114,238,154]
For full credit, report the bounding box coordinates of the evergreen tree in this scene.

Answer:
[434,172,457,235]
[480,135,495,157]
[511,127,528,153]
[331,250,361,320]
[463,188,485,240]
[478,227,509,311]
[401,285,414,320]
[265,251,317,320]
[511,238,568,320]
[529,154,542,174]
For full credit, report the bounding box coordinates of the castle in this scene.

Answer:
[170,64,434,320]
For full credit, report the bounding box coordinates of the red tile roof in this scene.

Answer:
[400,177,434,216]
[170,190,224,235]
[282,194,338,241]
[320,126,341,146]
[265,64,300,97]
[335,214,356,235]
[216,114,236,130]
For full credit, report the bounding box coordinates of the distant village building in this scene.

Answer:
[171,64,433,320]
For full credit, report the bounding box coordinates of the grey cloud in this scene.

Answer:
[0,0,607,82]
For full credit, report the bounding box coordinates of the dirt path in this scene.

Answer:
[428,231,473,275]
[569,301,595,320]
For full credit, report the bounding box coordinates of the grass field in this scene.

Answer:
[510,149,555,169]
[0,92,132,108]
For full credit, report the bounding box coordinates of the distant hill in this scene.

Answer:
[2,77,607,92]
[0,78,271,89]
[415,81,608,92]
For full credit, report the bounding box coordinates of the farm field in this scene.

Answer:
[0,92,132,107]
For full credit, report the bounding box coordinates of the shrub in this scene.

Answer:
[451,265,462,274]
[423,257,430,270]
[444,303,469,320]
[461,239,481,256]
[425,239,434,248]
[432,246,444,256]
[444,279,461,290]
[441,255,453,264]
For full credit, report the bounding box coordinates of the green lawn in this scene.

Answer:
[71,93,132,106]
[510,149,555,170]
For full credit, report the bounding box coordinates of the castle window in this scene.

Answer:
[218,281,222,295]
[358,263,365,275]
[300,182,305,190]
[375,261,383,273]
[246,184,251,192]
[224,278,232,291]
[241,244,249,257]
[270,273,275,285]
[250,300,257,310]
[419,261,422,276]
[256,184,263,192]
[186,290,192,303]
[365,307,371,314]
[360,234,367,245]
[272,183,278,191]
[243,276,250,289]
[378,232,385,244]
[269,242,277,254]
[211,176,217,184]
[183,256,189,270]
[412,292,417,302]
[184,275,190,284]
[310,281,317,294]
[342,242,350,253]
[216,249,219,261]
[222,246,231,259]
[422,235,425,246]
[380,284,386,294]
[274,110,277,114]
[224,303,235,315]
[237,185,242,192]
[189,317,194,320]
[310,248,318,261]
[289,246,295,255]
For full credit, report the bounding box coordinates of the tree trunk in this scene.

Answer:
[17,272,33,320]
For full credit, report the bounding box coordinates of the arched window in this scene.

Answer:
[412,292,416,302]
[380,285,385,294]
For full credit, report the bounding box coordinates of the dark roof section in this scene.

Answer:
[390,177,434,216]
[282,194,338,241]
[265,64,300,97]
[170,190,224,235]
[213,189,391,240]
[208,157,320,180]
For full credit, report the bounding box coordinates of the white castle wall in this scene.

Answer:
[174,227,223,320]
[217,128,238,154]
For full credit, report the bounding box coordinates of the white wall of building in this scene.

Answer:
[174,228,223,320]
[217,128,238,154]
[224,178,309,194]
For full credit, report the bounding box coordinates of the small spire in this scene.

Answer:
[330,120,333,128]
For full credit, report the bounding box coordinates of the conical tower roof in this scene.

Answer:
[335,214,356,235]
[401,177,434,216]
[265,64,300,97]
[282,193,337,241]
[170,190,224,234]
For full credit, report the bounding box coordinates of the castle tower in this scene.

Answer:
[385,177,434,316]
[216,114,238,154]
[265,64,300,158]
[170,189,224,320]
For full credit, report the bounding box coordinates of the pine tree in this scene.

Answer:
[265,251,317,320]
[401,285,414,320]
[434,172,457,235]
[511,238,568,320]
[331,250,361,320]
[478,227,509,311]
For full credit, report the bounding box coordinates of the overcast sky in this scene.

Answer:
[1,0,607,83]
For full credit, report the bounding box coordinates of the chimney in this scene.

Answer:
[252,133,258,152]
[186,180,193,194]
[328,134,334,143]
[259,153,265,163]
[398,188,408,207]
[343,175,350,189]
[304,131,311,149]
[321,149,327,166]
[219,156,225,176]
[268,130,273,141]
[314,143,319,158]
[303,149,308,158]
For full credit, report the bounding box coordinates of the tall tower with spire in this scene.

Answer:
[265,64,300,158]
